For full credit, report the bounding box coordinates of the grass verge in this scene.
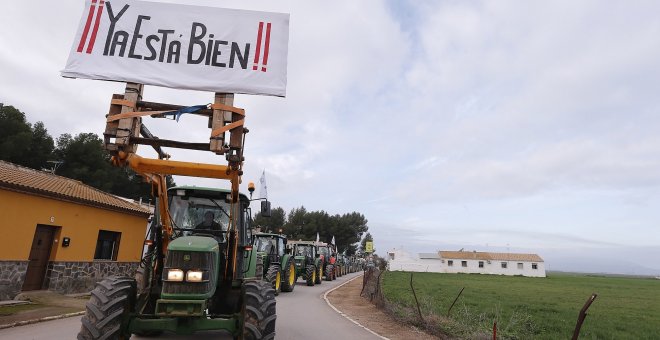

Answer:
[381,271,660,339]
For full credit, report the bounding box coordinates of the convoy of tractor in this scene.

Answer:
[66,3,365,339]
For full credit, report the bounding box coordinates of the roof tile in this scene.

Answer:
[0,160,150,216]
[439,250,543,262]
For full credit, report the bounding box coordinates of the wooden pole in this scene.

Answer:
[410,273,424,322]
[115,83,143,154]
[447,287,465,317]
[209,93,234,154]
[572,293,597,340]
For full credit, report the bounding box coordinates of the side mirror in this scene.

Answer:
[261,200,271,217]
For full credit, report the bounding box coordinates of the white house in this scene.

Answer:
[387,249,546,278]
[386,249,445,272]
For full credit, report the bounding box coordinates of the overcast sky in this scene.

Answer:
[2,1,659,274]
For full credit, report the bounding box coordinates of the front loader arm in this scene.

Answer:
[104,83,247,282]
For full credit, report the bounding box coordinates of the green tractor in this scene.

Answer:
[287,241,323,286]
[316,242,336,281]
[252,233,296,295]
[336,254,347,276]
[78,186,275,339]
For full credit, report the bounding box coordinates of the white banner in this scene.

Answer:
[62,0,289,97]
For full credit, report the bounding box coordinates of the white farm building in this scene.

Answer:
[387,249,546,277]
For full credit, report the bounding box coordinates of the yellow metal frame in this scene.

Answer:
[112,151,243,279]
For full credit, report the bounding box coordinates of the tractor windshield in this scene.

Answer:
[296,245,313,257]
[169,195,230,233]
[254,237,275,253]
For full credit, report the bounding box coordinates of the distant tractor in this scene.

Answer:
[316,242,336,281]
[288,241,323,286]
[252,233,296,295]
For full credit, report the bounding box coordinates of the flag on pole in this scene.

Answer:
[331,236,335,245]
[259,169,268,199]
[316,232,320,243]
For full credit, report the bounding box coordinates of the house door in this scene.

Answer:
[22,225,55,291]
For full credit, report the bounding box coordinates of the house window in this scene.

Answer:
[94,230,121,260]
[461,261,467,267]
[532,263,538,270]
[501,262,507,269]
[448,260,453,267]
[478,261,484,268]
[517,263,523,269]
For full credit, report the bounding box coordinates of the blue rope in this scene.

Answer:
[161,104,209,122]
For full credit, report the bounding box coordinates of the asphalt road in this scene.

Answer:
[0,272,379,340]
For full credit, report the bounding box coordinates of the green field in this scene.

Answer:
[381,271,660,339]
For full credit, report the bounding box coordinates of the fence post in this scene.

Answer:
[447,287,465,317]
[572,293,597,340]
[409,273,424,322]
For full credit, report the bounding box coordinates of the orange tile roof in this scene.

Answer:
[439,250,543,262]
[0,161,151,216]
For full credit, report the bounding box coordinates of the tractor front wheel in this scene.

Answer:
[315,265,323,284]
[265,264,282,296]
[77,276,135,340]
[281,258,296,292]
[305,265,316,286]
[241,280,276,340]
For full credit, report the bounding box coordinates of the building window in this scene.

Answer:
[94,230,121,260]
[448,260,453,267]
[478,261,484,268]
[501,262,507,269]
[461,261,467,267]
[532,263,538,270]
[517,263,523,269]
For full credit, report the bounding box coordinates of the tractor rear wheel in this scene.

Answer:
[305,265,316,286]
[281,258,296,293]
[77,276,135,340]
[241,280,276,340]
[265,264,281,296]
[325,264,334,281]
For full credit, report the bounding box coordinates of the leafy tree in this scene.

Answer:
[360,232,374,254]
[253,206,286,233]
[0,105,54,170]
[282,206,308,240]
[53,132,172,201]
[281,206,368,255]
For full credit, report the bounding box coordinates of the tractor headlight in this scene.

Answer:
[166,269,184,281]
[186,270,204,282]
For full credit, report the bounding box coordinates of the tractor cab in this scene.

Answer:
[288,241,323,286]
[251,232,296,295]
[253,233,286,267]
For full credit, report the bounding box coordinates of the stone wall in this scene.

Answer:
[0,261,28,300]
[46,261,140,294]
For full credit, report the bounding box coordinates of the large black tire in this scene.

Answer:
[315,264,323,284]
[77,276,135,340]
[280,258,296,293]
[241,280,276,340]
[325,264,334,281]
[305,265,316,286]
[265,264,281,296]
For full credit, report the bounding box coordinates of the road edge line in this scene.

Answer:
[0,310,85,330]
[323,273,390,340]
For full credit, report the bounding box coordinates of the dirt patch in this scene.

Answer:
[327,275,440,340]
[0,290,85,326]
